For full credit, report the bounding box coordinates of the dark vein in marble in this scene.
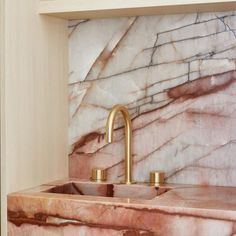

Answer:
[149,33,159,66]
[88,50,236,83]
[166,139,236,180]
[68,45,236,87]
[68,20,90,37]
[148,29,231,52]
[145,12,236,40]
[216,15,236,39]
[69,20,90,28]
[68,12,236,85]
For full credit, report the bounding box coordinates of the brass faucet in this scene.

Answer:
[105,104,134,184]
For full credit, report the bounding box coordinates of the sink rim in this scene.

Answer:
[41,180,171,201]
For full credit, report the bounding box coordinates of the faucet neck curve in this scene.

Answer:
[105,104,134,184]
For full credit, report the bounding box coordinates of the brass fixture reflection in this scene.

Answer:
[91,168,107,182]
[149,171,165,185]
[105,104,134,185]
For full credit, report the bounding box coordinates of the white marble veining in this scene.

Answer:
[68,11,236,186]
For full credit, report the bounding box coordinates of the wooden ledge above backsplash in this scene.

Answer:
[39,0,236,19]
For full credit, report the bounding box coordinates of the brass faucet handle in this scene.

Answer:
[149,171,165,185]
[90,168,107,182]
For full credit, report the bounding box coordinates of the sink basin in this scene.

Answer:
[44,181,170,200]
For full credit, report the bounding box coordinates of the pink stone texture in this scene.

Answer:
[69,11,236,186]
[7,180,236,236]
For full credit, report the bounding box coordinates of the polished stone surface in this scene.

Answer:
[44,180,169,200]
[8,179,236,236]
[68,11,236,187]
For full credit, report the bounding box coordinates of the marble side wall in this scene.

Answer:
[69,11,236,186]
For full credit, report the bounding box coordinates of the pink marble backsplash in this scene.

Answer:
[68,11,236,186]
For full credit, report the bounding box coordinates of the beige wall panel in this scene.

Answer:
[1,0,6,235]
[1,1,68,234]
[5,0,68,194]
[39,0,236,19]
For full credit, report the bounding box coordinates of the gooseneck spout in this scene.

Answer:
[105,104,134,184]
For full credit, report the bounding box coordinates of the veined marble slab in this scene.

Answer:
[68,11,236,186]
[7,180,236,236]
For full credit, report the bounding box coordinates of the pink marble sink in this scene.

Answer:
[8,179,236,236]
[44,180,170,200]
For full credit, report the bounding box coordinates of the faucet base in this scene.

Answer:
[121,180,136,185]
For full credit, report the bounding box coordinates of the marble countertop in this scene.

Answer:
[8,179,236,221]
[8,179,236,236]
